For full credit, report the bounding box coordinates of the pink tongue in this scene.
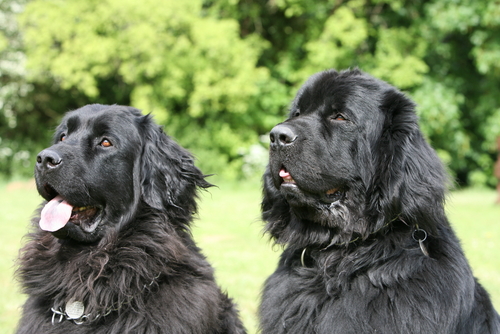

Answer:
[39,196,73,232]
[279,169,292,180]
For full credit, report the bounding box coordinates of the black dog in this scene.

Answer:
[260,69,500,333]
[16,104,246,334]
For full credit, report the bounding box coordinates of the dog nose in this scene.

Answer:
[37,149,63,169]
[270,124,297,148]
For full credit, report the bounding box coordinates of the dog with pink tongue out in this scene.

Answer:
[15,104,246,334]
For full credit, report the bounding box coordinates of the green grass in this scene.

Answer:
[0,180,499,334]
[445,188,500,307]
[193,181,279,333]
[0,180,40,334]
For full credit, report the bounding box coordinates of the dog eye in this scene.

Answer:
[293,110,300,117]
[60,134,66,141]
[331,114,347,121]
[100,138,113,147]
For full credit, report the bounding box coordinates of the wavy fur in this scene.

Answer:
[260,69,500,334]
[16,104,245,334]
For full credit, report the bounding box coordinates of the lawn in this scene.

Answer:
[0,179,499,334]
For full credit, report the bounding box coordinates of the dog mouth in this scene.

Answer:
[278,166,341,202]
[279,168,297,186]
[39,186,102,234]
[70,206,101,229]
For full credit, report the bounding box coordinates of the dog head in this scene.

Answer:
[35,104,210,243]
[263,69,448,247]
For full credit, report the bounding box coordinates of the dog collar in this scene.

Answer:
[50,273,161,325]
[51,299,124,325]
[299,221,429,267]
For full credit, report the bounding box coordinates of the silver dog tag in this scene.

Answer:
[419,239,429,257]
[65,300,85,319]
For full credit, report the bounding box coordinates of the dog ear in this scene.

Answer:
[368,89,449,235]
[138,115,212,224]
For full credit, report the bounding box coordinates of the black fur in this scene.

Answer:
[260,69,500,333]
[16,104,246,334]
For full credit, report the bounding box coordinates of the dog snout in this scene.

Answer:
[270,124,297,148]
[36,149,63,169]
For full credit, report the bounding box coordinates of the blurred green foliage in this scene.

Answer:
[1,0,499,185]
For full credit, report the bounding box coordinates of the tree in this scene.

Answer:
[211,0,500,186]
[19,0,280,178]
[418,0,500,186]
[0,0,31,177]
[11,0,500,185]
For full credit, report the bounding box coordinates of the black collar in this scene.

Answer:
[295,223,429,268]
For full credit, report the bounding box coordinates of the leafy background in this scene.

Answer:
[1,0,500,186]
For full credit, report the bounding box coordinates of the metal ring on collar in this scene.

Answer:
[412,228,427,242]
